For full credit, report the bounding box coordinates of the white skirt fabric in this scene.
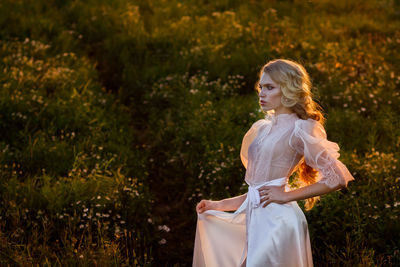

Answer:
[193,178,313,267]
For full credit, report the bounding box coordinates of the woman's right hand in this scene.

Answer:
[196,199,221,214]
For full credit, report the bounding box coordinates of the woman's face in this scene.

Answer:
[258,72,283,112]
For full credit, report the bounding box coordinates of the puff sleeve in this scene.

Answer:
[240,120,266,169]
[289,119,355,189]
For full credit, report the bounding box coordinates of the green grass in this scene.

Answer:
[1,0,400,265]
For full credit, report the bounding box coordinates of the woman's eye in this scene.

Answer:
[258,84,274,91]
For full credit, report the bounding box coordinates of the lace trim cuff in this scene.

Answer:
[317,162,343,189]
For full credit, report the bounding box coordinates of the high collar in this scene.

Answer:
[265,112,298,125]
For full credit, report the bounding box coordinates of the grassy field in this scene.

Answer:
[1,0,400,265]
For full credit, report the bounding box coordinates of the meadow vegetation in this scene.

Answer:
[0,0,399,265]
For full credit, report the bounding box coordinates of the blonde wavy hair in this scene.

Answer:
[256,59,325,210]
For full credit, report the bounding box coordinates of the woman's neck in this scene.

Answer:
[273,106,294,116]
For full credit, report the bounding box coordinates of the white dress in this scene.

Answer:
[192,112,355,267]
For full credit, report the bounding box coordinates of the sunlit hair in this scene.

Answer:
[256,59,325,210]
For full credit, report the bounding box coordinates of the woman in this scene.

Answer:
[192,59,355,267]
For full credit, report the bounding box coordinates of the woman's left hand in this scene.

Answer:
[258,185,290,208]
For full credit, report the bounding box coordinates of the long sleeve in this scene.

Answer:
[289,119,355,189]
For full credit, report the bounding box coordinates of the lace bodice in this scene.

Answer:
[240,112,355,188]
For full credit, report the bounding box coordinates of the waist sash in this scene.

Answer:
[247,177,288,209]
